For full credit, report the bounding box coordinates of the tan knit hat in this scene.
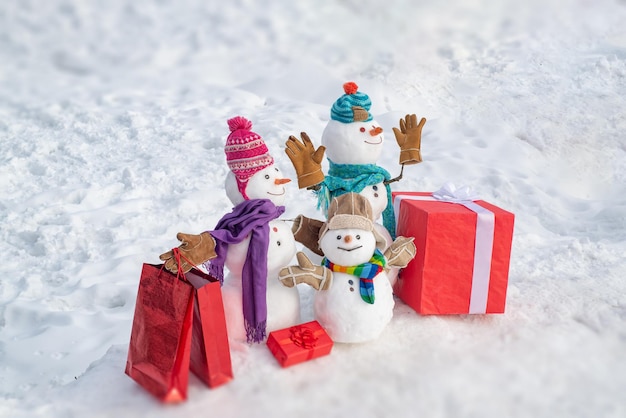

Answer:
[318,193,386,247]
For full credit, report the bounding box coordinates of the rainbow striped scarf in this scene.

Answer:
[322,249,386,304]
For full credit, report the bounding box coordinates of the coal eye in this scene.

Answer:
[265,174,270,179]
[356,235,361,240]
[277,241,281,246]
[360,127,366,132]
[275,167,279,171]
[372,185,378,191]
[336,235,341,240]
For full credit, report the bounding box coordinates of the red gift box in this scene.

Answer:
[392,191,514,315]
[266,321,333,367]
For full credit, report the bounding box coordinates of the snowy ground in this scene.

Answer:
[1,0,625,417]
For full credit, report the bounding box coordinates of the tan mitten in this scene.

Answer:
[292,214,325,256]
[279,252,332,290]
[159,232,217,274]
[384,236,417,269]
[285,132,326,189]
[392,114,426,165]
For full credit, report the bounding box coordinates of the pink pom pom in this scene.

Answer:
[343,82,358,95]
[227,116,253,132]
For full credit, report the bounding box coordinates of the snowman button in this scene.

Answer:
[374,193,379,198]
[350,287,354,292]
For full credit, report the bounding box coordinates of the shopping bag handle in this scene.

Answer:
[157,247,198,284]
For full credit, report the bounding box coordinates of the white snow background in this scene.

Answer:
[1,0,625,417]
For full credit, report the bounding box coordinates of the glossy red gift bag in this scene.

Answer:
[125,262,233,402]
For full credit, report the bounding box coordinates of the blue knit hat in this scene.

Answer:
[330,82,373,124]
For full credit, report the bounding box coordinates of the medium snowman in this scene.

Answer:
[160,116,300,343]
[285,82,426,286]
[279,193,416,343]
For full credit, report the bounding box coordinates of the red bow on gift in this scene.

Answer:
[289,325,319,349]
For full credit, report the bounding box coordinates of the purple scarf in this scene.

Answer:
[204,199,285,343]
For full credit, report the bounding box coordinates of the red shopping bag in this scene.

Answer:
[125,253,233,402]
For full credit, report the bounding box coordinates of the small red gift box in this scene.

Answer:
[392,190,514,315]
[266,321,333,367]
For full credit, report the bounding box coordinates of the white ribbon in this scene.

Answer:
[393,183,495,314]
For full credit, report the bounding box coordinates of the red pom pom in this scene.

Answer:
[227,116,253,132]
[343,82,359,95]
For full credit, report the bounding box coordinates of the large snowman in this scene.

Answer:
[319,82,394,248]
[279,193,416,343]
[285,82,426,286]
[161,116,300,343]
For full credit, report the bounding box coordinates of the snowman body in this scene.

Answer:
[314,270,393,344]
[315,226,394,343]
[358,182,393,250]
[221,219,299,341]
[220,164,300,341]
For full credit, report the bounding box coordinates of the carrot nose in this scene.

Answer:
[344,235,352,244]
[370,126,383,136]
[274,178,291,185]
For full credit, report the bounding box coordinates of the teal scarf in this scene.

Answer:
[322,249,386,304]
[316,160,396,239]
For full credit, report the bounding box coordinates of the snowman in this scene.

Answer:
[160,116,300,343]
[285,82,426,285]
[278,193,416,343]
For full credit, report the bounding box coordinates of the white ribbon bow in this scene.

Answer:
[432,182,479,203]
[394,183,496,314]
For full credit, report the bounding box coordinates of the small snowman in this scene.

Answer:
[279,193,416,343]
[285,82,426,285]
[160,116,300,343]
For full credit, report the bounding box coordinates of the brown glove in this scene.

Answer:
[285,132,326,189]
[292,214,325,256]
[383,236,416,269]
[392,114,426,165]
[159,232,217,274]
[279,252,332,291]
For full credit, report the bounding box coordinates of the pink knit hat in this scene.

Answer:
[225,116,274,200]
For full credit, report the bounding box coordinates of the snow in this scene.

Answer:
[1,0,625,416]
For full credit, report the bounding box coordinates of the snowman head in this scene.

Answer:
[321,82,383,165]
[266,220,297,274]
[320,227,377,266]
[318,193,386,266]
[224,116,276,200]
[322,119,384,165]
[225,164,290,206]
